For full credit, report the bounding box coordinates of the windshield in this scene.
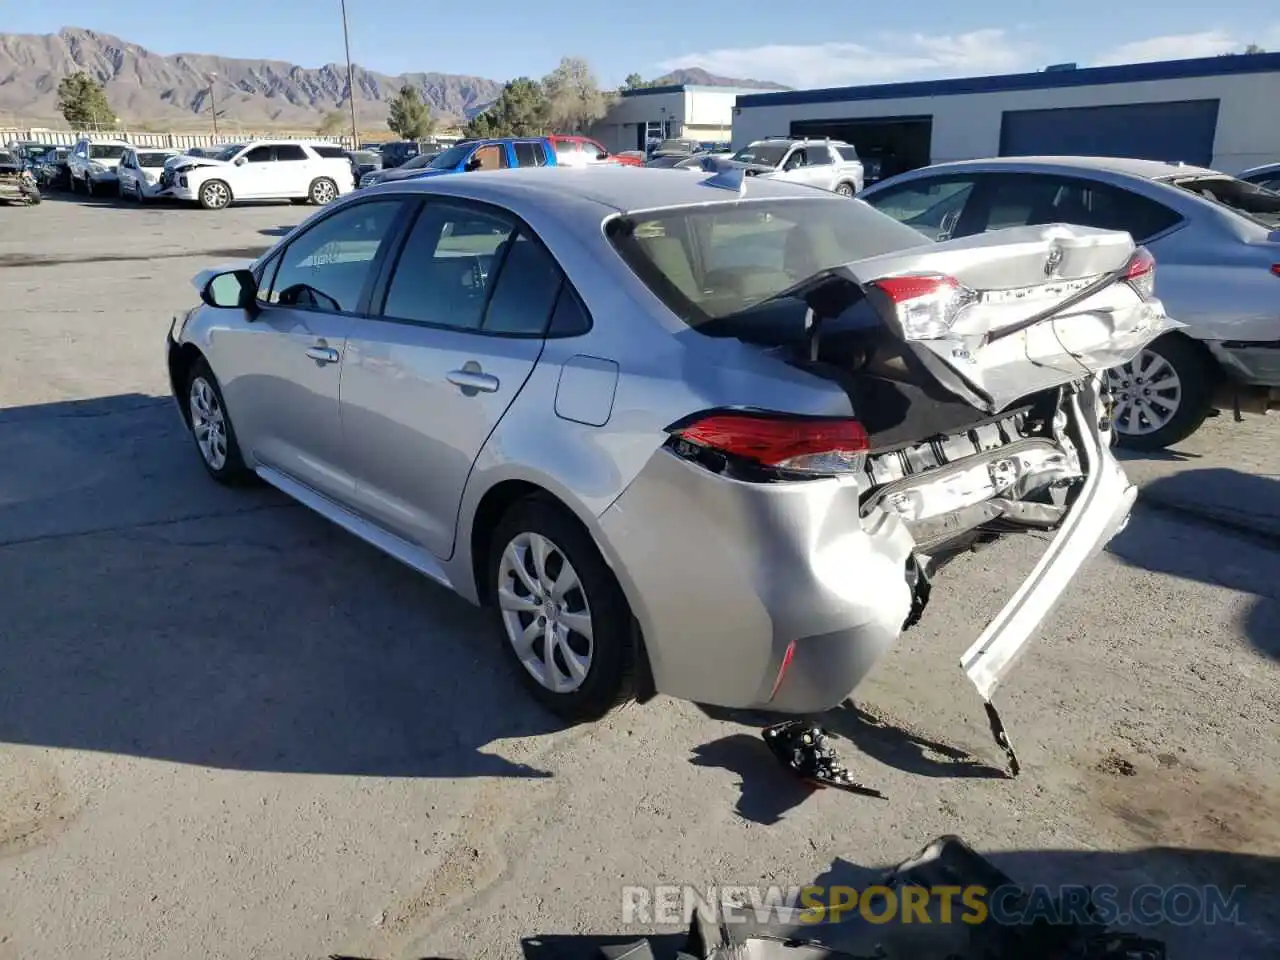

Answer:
[1168,175,1280,227]
[731,143,789,167]
[0,151,16,165]
[214,144,245,162]
[607,197,930,329]
[428,144,472,169]
[89,144,127,160]
[401,153,437,170]
[137,152,173,167]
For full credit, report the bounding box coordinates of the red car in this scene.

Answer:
[545,134,643,167]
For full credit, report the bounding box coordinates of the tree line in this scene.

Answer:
[387,58,670,141]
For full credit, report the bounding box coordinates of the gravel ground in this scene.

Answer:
[0,192,1277,960]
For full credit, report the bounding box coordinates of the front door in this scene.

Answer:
[215,198,408,500]
[270,143,312,197]
[340,199,564,557]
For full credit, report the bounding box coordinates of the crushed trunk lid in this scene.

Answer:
[804,223,1179,413]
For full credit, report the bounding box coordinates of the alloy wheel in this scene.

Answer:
[496,531,594,694]
[835,183,854,197]
[202,182,229,208]
[312,179,337,204]
[188,376,229,470]
[1106,348,1183,436]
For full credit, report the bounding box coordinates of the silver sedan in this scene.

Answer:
[859,156,1280,449]
[166,166,1167,736]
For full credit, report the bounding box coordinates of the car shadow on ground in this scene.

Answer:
[1114,469,1280,663]
[0,393,571,778]
[260,225,295,237]
[520,843,1280,959]
[39,188,133,208]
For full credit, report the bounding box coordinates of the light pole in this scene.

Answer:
[339,0,359,147]
[208,73,219,137]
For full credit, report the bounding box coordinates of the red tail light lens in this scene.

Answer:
[867,273,975,341]
[1270,264,1280,278]
[1124,246,1156,299]
[668,411,870,476]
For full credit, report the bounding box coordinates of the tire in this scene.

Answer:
[834,181,855,197]
[308,177,338,205]
[1107,334,1216,451]
[84,177,94,198]
[488,498,638,722]
[198,179,232,210]
[185,358,254,485]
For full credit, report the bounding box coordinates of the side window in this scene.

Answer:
[862,178,978,241]
[275,144,308,161]
[310,145,346,159]
[805,147,831,166]
[548,284,592,337]
[244,146,274,164]
[470,144,505,170]
[584,140,608,160]
[482,234,563,335]
[380,203,515,329]
[782,148,805,171]
[121,151,134,169]
[553,140,580,163]
[268,200,403,312]
[513,141,547,168]
[836,144,859,162]
[980,175,1071,232]
[1076,181,1182,242]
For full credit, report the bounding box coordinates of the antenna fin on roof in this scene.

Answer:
[701,165,746,195]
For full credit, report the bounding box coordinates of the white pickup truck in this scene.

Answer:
[726,136,866,196]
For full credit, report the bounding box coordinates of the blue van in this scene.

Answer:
[405,137,556,179]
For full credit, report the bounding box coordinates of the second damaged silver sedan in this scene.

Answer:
[165,167,1171,734]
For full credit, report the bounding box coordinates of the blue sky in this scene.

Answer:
[8,4,1279,89]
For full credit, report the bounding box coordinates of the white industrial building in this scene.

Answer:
[731,54,1280,178]
[591,85,754,154]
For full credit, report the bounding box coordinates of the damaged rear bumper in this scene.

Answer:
[596,378,1134,716]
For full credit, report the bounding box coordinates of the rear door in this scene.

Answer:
[339,198,563,557]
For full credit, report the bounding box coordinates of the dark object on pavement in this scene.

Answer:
[762,720,885,798]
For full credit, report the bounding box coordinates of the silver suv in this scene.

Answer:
[728,136,865,196]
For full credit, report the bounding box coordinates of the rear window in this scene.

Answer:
[607,197,930,328]
[554,139,580,161]
[836,145,859,161]
[1168,175,1280,228]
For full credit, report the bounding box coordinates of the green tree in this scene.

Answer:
[317,110,346,135]
[542,57,606,133]
[622,72,646,91]
[387,85,433,139]
[1244,43,1266,54]
[56,72,115,128]
[464,77,548,138]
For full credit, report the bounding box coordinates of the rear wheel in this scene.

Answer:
[1107,334,1215,450]
[488,498,637,722]
[834,181,855,197]
[308,177,338,205]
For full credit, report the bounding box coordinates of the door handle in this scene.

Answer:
[446,368,500,393]
[305,345,340,364]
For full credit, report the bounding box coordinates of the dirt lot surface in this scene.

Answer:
[1,192,1277,960]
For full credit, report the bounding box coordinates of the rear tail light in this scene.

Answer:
[867,274,977,340]
[769,641,797,701]
[667,410,870,477]
[1270,264,1280,278]
[1124,246,1156,300]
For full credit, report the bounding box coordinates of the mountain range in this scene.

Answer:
[0,28,788,131]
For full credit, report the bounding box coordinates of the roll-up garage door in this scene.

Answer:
[998,100,1219,166]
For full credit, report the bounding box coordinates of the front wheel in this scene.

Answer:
[199,179,232,210]
[308,177,338,205]
[488,499,638,722]
[186,359,254,484]
[1107,335,1216,450]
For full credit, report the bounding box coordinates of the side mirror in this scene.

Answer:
[201,269,259,312]
[464,156,483,172]
[234,156,247,166]
[595,151,609,161]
